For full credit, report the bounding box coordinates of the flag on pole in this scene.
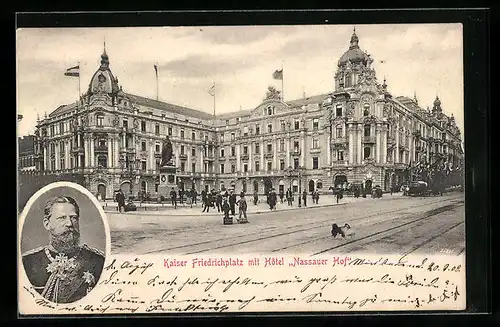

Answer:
[273,69,283,80]
[154,63,158,77]
[207,83,216,97]
[64,65,80,77]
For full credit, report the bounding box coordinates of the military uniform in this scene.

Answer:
[22,244,105,304]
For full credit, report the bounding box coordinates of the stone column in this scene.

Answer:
[327,127,331,167]
[149,141,154,171]
[395,123,400,163]
[348,124,354,164]
[273,136,277,169]
[90,137,95,167]
[248,142,252,171]
[300,131,305,167]
[114,136,120,168]
[286,134,290,168]
[175,144,180,167]
[357,124,362,164]
[200,145,204,171]
[260,138,264,169]
[382,126,387,164]
[65,141,70,169]
[376,124,381,163]
[55,143,60,170]
[84,137,89,167]
[236,142,241,171]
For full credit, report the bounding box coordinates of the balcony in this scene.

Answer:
[94,145,108,153]
[179,154,188,160]
[363,136,376,143]
[241,154,249,161]
[290,149,301,156]
[332,160,348,167]
[310,147,321,154]
[203,156,215,162]
[333,137,347,144]
[264,152,274,159]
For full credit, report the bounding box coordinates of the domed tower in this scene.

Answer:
[334,27,375,91]
[432,95,442,115]
[87,44,120,98]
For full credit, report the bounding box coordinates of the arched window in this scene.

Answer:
[97,155,107,168]
[364,124,371,137]
[242,180,247,193]
[267,107,273,115]
[141,180,147,191]
[316,180,323,189]
[363,103,370,116]
[364,147,371,159]
[253,180,259,192]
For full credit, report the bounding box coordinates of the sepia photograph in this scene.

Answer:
[17,21,470,314]
[18,182,108,304]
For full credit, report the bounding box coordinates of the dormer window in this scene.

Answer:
[267,106,274,115]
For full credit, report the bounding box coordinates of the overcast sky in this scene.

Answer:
[16,24,463,137]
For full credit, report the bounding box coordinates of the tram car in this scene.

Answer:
[407,181,429,196]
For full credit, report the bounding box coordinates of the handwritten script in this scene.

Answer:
[19,254,465,314]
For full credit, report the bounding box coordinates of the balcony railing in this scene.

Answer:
[264,152,274,159]
[203,156,215,162]
[333,137,347,144]
[291,149,301,156]
[94,145,108,152]
[363,136,376,143]
[241,154,249,161]
[179,154,188,160]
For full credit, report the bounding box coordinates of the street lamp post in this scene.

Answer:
[297,166,304,207]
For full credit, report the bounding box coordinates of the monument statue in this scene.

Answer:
[160,136,174,167]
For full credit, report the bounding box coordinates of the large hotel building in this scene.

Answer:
[31,30,463,199]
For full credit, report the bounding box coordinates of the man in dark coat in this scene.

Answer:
[115,190,125,213]
[170,188,177,209]
[286,188,293,206]
[22,196,105,304]
[302,190,307,207]
[203,191,212,213]
[191,189,197,205]
[253,189,259,205]
[279,189,284,203]
[229,190,237,216]
[178,189,184,205]
[216,191,223,213]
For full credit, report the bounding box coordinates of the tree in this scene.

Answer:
[265,86,281,100]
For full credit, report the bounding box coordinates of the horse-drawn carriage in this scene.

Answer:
[406,180,443,197]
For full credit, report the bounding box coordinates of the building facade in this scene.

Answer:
[18,135,36,172]
[32,30,463,199]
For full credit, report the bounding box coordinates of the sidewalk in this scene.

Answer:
[102,195,368,216]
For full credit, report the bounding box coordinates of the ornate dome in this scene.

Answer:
[88,46,120,95]
[338,28,370,66]
[434,95,441,107]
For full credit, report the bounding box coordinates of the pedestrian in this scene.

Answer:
[270,189,277,210]
[201,188,207,206]
[302,190,307,207]
[179,189,184,205]
[286,188,293,206]
[115,190,125,213]
[222,197,231,224]
[236,194,248,223]
[216,191,222,213]
[192,188,198,205]
[314,189,320,204]
[279,189,284,203]
[229,190,237,216]
[170,187,177,209]
[253,189,259,205]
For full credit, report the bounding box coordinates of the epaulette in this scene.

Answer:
[81,244,105,257]
[21,246,46,257]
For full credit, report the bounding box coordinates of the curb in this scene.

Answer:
[104,201,350,217]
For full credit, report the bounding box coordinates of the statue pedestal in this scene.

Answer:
[158,165,177,198]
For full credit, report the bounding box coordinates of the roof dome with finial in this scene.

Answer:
[338,27,370,66]
[434,95,441,107]
[88,41,119,95]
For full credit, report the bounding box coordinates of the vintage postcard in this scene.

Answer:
[17,23,466,315]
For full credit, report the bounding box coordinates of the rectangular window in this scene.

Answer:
[267,162,272,171]
[313,157,319,169]
[231,133,235,141]
[281,120,286,131]
[220,134,224,143]
[243,163,248,172]
[267,143,272,153]
[294,141,300,152]
[220,148,225,157]
[255,125,260,135]
[50,125,55,136]
[155,143,160,153]
[204,134,209,142]
[60,158,65,170]
[337,150,344,161]
[141,141,146,151]
[279,139,285,152]
[181,162,185,172]
[280,159,285,170]
[141,121,146,132]
[243,145,248,155]
[168,127,172,136]
[231,146,235,156]
[180,130,185,139]
[155,124,160,135]
[294,158,299,169]
[192,163,196,172]
[191,148,196,156]
[60,122,65,133]
[191,132,195,140]
[181,145,185,155]
[313,119,319,130]
[220,164,225,174]
[313,138,319,149]
[255,143,260,153]
[231,164,236,173]
[243,126,248,136]
[141,161,147,171]
[267,123,273,133]
[336,106,343,117]
[336,126,343,138]
[255,161,260,172]
[294,120,300,130]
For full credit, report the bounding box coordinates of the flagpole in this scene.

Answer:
[213,81,216,121]
[78,61,81,107]
[281,61,284,101]
[156,62,159,101]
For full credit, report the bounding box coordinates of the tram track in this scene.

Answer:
[173,197,461,255]
[309,203,462,256]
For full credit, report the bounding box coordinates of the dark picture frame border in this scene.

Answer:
[12,8,490,325]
